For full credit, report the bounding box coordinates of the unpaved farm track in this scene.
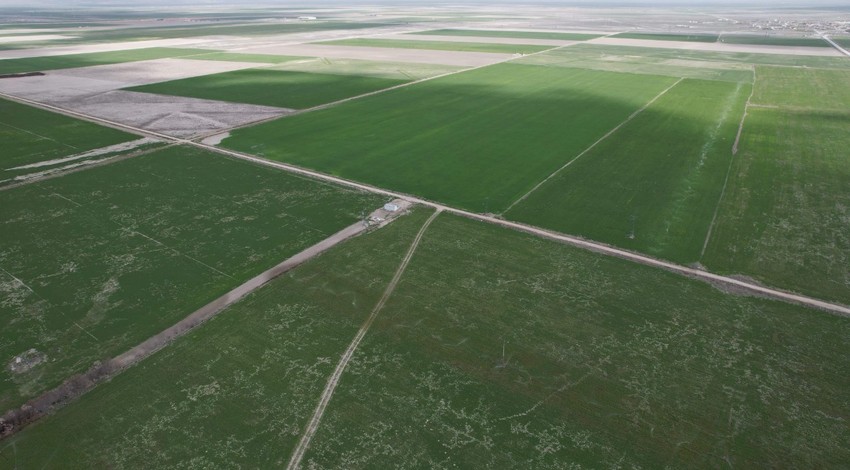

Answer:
[286,209,441,470]
[1,82,848,319]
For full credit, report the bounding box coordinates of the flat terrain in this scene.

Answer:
[0,59,290,138]
[587,37,843,57]
[0,47,210,74]
[517,44,755,82]
[612,32,719,43]
[269,58,464,80]
[703,68,850,304]
[318,38,553,55]
[6,214,846,467]
[300,215,850,468]
[236,43,512,67]
[415,29,601,41]
[0,208,434,468]
[0,146,382,410]
[223,64,675,212]
[506,79,751,264]
[126,69,410,110]
[0,97,136,183]
[719,34,829,48]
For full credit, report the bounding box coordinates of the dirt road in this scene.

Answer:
[286,209,441,470]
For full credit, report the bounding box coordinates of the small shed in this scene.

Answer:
[384,203,400,212]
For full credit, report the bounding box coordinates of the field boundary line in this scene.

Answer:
[0,205,408,440]
[701,75,756,259]
[286,209,441,470]
[502,77,684,214]
[2,86,849,318]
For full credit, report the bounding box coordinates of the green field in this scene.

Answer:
[613,32,719,42]
[0,207,435,468]
[0,145,383,410]
[0,47,213,75]
[517,43,755,82]
[719,34,829,47]
[751,66,850,111]
[702,66,850,304]
[317,38,552,54]
[270,58,464,80]
[415,29,601,41]
[11,21,388,47]
[125,68,409,110]
[301,214,850,468]
[223,64,676,212]
[506,79,751,263]
[703,114,850,304]
[7,213,847,467]
[0,98,137,184]
[184,52,305,64]
[521,43,850,72]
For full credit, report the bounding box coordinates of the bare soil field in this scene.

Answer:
[587,37,844,57]
[0,59,289,137]
[0,35,74,44]
[238,43,513,66]
[0,38,215,60]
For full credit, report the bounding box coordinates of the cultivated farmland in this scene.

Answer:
[0,208,435,468]
[4,212,847,468]
[0,47,211,75]
[612,32,720,42]
[223,64,676,211]
[0,97,137,184]
[126,68,410,110]
[298,215,849,468]
[506,79,751,263]
[1,4,848,468]
[318,38,553,55]
[0,145,382,410]
[414,29,601,41]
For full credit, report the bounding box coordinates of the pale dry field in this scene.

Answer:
[237,43,514,66]
[587,37,844,57]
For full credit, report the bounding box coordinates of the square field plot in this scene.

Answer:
[506,79,751,264]
[125,68,410,110]
[0,146,383,410]
[223,64,678,212]
[702,107,850,305]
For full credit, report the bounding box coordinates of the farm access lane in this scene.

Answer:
[1,77,849,319]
